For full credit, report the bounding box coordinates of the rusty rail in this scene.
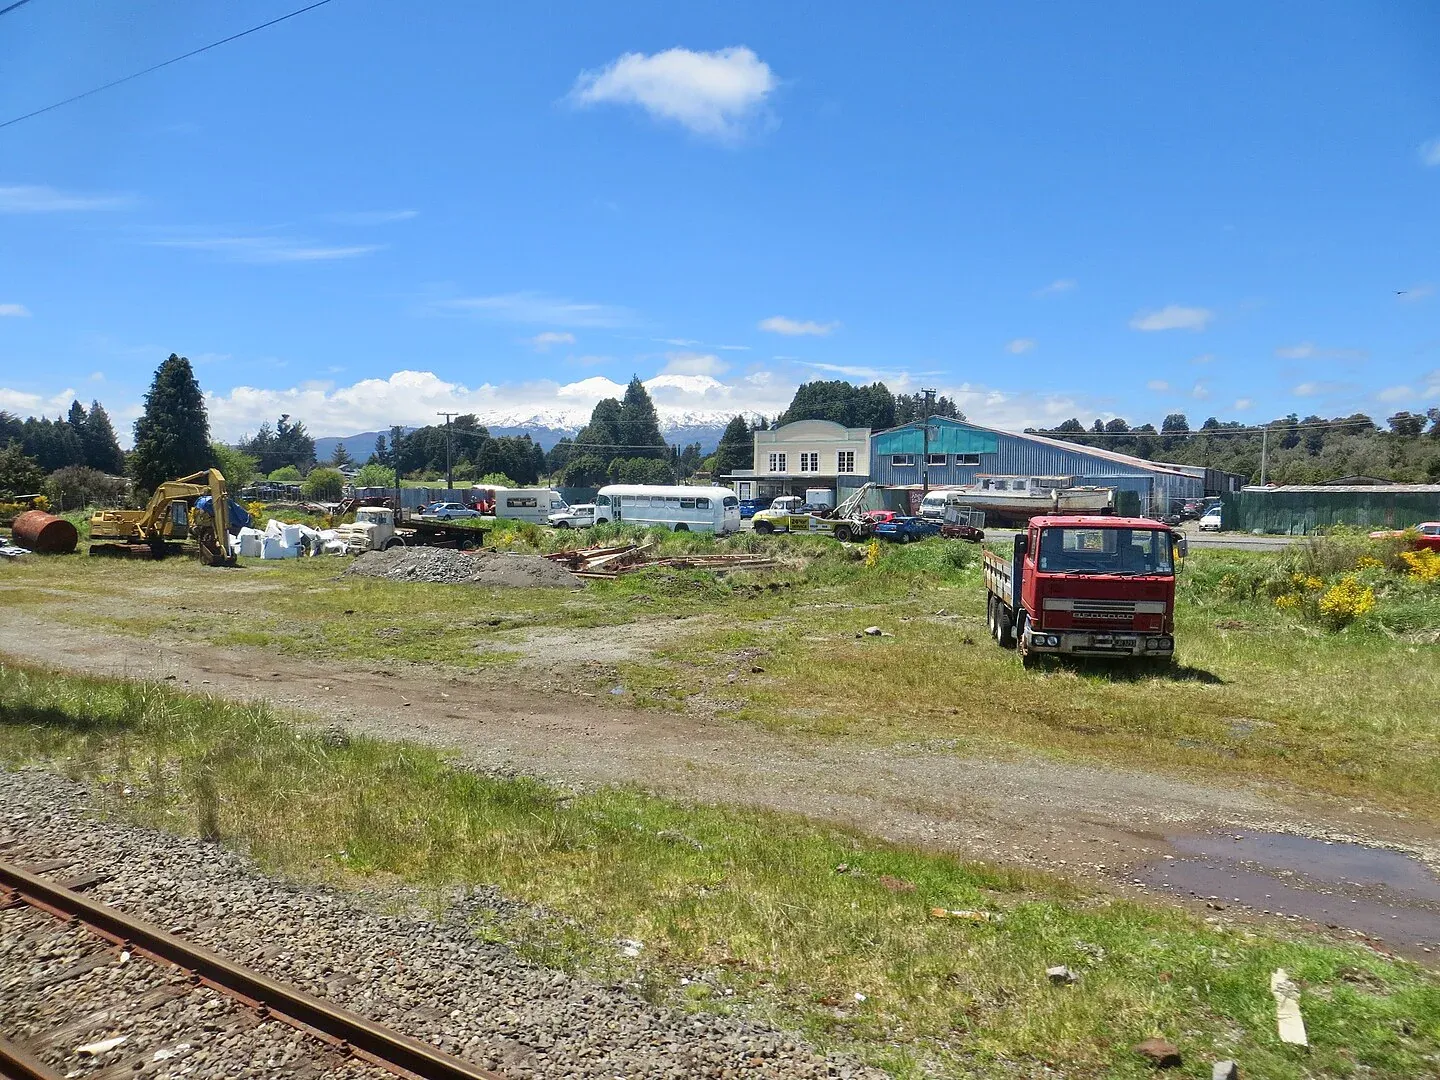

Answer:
[0,1034,65,1080]
[0,859,503,1080]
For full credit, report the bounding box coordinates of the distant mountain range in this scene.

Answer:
[312,412,744,465]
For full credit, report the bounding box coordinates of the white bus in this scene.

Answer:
[595,485,741,534]
[493,487,569,525]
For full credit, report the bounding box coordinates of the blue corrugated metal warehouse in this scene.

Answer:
[869,417,1203,513]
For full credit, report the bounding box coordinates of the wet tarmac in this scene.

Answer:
[1139,831,1440,960]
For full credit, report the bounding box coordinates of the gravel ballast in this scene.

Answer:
[0,768,878,1079]
[344,547,581,588]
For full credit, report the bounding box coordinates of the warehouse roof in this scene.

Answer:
[1239,484,1440,494]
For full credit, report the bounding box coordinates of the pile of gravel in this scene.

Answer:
[345,546,581,588]
[0,769,879,1079]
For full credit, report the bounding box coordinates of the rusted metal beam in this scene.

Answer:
[0,1034,65,1080]
[0,861,503,1080]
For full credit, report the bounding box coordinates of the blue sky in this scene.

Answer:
[2,1,1438,442]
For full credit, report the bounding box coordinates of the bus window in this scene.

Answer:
[596,494,610,507]
[681,498,696,509]
[696,497,711,509]
[721,496,737,508]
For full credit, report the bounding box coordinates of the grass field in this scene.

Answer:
[3,661,1439,1079]
[3,528,1438,818]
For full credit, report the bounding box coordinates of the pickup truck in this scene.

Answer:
[984,513,1183,667]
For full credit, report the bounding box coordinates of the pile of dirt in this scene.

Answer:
[345,546,582,588]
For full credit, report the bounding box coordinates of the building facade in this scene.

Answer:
[725,419,872,502]
[868,417,1204,514]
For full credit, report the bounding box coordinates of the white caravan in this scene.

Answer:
[595,485,741,534]
[494,488,568,525]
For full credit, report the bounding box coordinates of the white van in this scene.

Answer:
[494,488,568,525]
[918,488,967,520]
[595,485,740,534]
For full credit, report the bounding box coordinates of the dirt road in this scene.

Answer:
[5,606,1435,884]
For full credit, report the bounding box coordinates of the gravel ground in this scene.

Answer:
[0,767,880,1080]
[344,547,580,588]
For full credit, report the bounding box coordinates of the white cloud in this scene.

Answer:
[529,331,576,351]
[718,344,751,351]
[1145,380,1170,392]
[1190,353,1215,365]
[1420,138,1440,167]
[200,368,797,440]
[1397,283,1434,302]
[325,209,418,225]
[1233,398,1253,411]
[759,315,837,336]
[1291,381,1358,398]
[569,46,777,141]
[1005,338,1036,355]
[1376,385,1413,403]
[1190,381,1210,400]
[0,386,76,415]
[435,291,634,328]
[0,184,132,213]
[1129,305,1214,332]
[154,236,382,263]
[88,371,105,382]
[661,351,728,376]
[1273,342,1368,361]
[1035,279,1076,296]
[798,361,896,380]
[0,303,30,317]
[655,337,701,347]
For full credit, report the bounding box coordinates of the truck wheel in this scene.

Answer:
[556,521,571,529]
[999,607,1016,649]
[987,596,999,641]
[834,524,853,543]
[754,520,774,535]
[382,537,403,550]
[674,522,689,532]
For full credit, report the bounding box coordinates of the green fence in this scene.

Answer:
[1221,489,1440,535]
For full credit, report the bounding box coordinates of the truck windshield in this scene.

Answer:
[1037,527,1174,575]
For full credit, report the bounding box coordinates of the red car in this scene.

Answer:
[1369,522,1440,551]
[861,510,897,524]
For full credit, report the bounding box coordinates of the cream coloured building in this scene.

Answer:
[724,419,872,502]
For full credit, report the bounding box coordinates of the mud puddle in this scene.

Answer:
[1139,831,1440,959]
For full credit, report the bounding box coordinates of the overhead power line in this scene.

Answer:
[0,0,37,17]
[1027,417,1393,439]
[0,0,338,131]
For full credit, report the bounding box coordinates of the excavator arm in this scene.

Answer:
[89,469,235,565]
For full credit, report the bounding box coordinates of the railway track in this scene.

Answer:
[0,857,503,1080]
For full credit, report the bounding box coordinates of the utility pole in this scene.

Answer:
[437,412,456,492]
[1260,424,1269,486]
[920,388,936,495]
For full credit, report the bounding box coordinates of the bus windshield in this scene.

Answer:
[1037,527,1174,576]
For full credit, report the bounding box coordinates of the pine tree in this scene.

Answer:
[81,401,125,474]
[67,400,87,429]
[617,376,666,459]
[131,354,211,493]
[329,442,355,468]
[714,415,753,476]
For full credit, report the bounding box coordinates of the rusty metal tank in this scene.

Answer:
[10,510,79,554]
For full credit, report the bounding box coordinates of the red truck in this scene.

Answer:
[983,513,1184,667]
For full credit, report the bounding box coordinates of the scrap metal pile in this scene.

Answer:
[543,540,777,579]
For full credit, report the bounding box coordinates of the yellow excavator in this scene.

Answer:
[89,469,240,565]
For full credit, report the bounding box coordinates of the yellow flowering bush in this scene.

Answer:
[1400,548,1440,584]
[1356,555,1385,570]
[1273,593,1301,612]
[865,539,880,569]
[1317,575,1375,629]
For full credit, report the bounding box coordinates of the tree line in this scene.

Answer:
[1032,409,1440,484]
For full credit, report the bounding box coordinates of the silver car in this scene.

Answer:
[424,502,482,520]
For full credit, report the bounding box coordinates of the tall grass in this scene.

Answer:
[3,661,1439,1079]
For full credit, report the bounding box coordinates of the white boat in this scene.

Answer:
[943,475,1113,525]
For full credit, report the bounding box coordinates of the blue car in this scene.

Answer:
[872,515,940,543]
[738,497,774,520]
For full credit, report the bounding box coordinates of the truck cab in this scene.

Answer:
[985,514,1182,664]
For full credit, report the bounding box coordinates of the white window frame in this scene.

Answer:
[926,453,948,467]
[837,450,855,474]
[799,452,819,473]
[891,454,916,467]
[768,452,787,473]
[955,453,981,466]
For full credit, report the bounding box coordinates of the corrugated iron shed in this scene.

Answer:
[1222,485,1440,534]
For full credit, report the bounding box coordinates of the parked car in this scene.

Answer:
[547,503,597,529]
[423,502,482,521]
[1198,508,1222,532]
[872,516,940,543]
[861,509,897,524]
[1369,522,1440,551]
[738,497,774,520]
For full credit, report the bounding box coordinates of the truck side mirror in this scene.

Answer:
[1174,534,1188,559]
[1013,533,1028,558]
